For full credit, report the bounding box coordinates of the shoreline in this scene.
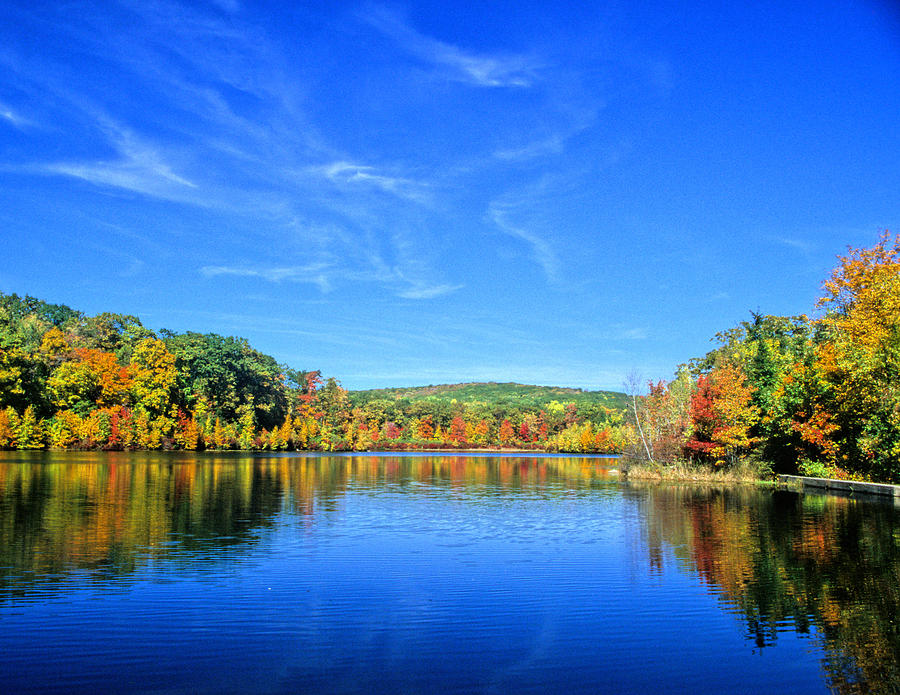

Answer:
[619,461,769,485]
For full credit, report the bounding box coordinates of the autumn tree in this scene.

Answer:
[74,348,132,407]
[474,419,490,446]
[0,407,15,448]
[813,232,900,479]
[449,416,467,445]
[47,409,82,449]
[174,410,200,450]
[15,405,45,449]
[640,367,693,464]
[235,403,256,450]
[686,362,759,465]
[536,411,548,441]
[47,360,101,414]
[499,419,514,446]
[39,327,72,367]
[415,416,435,440]
[383,421,402,440]
[518,418,531,442]
[130,337,177,417]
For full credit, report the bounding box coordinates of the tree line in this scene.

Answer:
[632,232,900,482]
[6,231,893,472]
[0,294,627,453]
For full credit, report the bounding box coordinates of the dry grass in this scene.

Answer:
[621,458,773,484]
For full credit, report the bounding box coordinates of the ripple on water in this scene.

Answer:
[0,454,891,694]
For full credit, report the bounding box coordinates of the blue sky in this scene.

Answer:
[2,1,899,391]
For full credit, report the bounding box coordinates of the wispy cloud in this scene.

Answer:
[770,236,820,264]
[201,263,333,291]
[309,161,430,202]
[773,236,816,253]
[42,121,197,197]
[488,203,560,283]
[0,102,34,129]
[397,283,463,299]
[2,0,586,307]
[360,4,540,87]
[2,1,462,299]
[200,260,462,300]
[616,327,648,340]
[493,136,564,162]
[492,107,598,162]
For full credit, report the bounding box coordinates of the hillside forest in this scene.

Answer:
[0,299,628,454]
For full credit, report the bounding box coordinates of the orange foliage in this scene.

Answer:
[74,348,132,406]
[499,419,514,445]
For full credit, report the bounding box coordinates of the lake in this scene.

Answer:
[0,451,897,694]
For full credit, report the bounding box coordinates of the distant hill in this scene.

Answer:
[349,382,628,412]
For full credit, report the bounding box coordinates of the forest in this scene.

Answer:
[633,232,900,482]
[0,297,628,454]
[2,232,898,481]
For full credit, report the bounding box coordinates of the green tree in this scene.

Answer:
[163,332,288,429]
[75,312,153,361]
[0,345,47,413]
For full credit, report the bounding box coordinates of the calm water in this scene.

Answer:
[1,452,898,694]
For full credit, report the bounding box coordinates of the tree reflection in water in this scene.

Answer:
[634,483,900,694]
[1,453,897,693]
[0,452,609,592]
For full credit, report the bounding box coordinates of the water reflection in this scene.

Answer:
[1,453,898,694]
[630,483,900,694]
[0,452,612,594]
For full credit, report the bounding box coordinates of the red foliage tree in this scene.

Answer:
[685,363,758,464]
[449,416,467,445]
[518,421,530,441]
[383,422,401,440]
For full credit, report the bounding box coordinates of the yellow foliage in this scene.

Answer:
[15,406,45,449]
[131,411,162,449]
[40,327,71,361]
[580,423,595,450]
[48,410,82,448]
[293,416,310,448]
[129,338,177,416]
[708,363,759,460]
[0,346,29,404]
[48,361,98,411]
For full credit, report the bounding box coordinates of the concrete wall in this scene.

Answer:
[778,474,900,505]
